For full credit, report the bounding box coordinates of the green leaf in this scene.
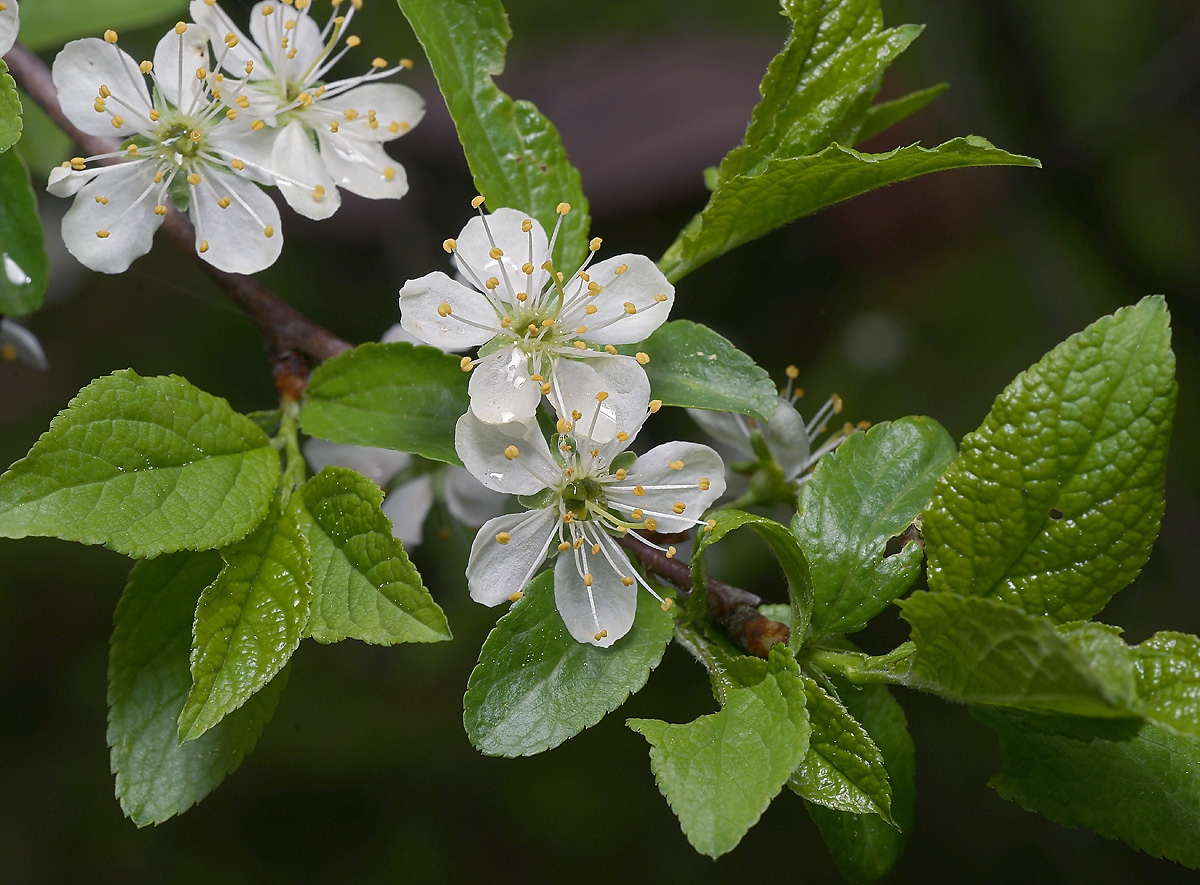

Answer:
[18,0,187,51]
[789,674,895,826]
[0,146,48,316]
[690,509,813,641]
[793,417,956,640]
[899,592,1135,717]
[857,83,949,144]
[660,137,1040,282]
[1132,632,1200,740]
[464,570,674,757]
[0,59,22,153]
[924,296,1177,622]
[977,709,1200,869]
[108,552,288,826]
[297,466,450,645]
[620,320,778,420]
[805,680,915,884]
[628,645,811,858]
[300,342,469,466]
[178,497,311,742]
[0,371,278,557]
[721,2,920,182]
[395,0,589,268]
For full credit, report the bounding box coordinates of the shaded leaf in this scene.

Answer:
[0,146,48,316]
[0,59,22,153]
[20,0,187,50]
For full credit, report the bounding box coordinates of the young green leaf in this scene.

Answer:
[1132,632,1200,740]
[297,466,450,645]
[805,680,915,885]
[620,320,778,420]
[856,83,949,144]
[977,709,1200,869]
[899,592,1135,717]
[464,571,674,757]
[628,646,811,858]
[660,138,1040,282]
[691,509,813,641]
[788,674,895,826]
[0,371,278,557]
[19,0,188,50]
[109,552,288,827]
[793,417,956,640]
[0,59,22,153]
[0,146,48,316]
[395,0,589,268]
[924,296,1177,623]
[178,498,311,743]
[300,342,469,466]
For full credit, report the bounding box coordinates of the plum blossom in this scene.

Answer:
[456,379,724,647]
[190,0,423,220]
[46,24,308,273]
[0,1,19,56]
[0,318,48,370]
[400,201,673,426]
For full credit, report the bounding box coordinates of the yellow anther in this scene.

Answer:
[127,145,139,156]
[832,394,844,414]
[471,194,486,208]
[503,445,520,461]
[649,400,663,413]
[460,356,473,373]
[583,573,594,587]
[264,225,275,238]
[345,35,361,47]
[541,259,555,272]
[667,546,678,558]
[632,509,644,520]
[225,32,239,46]
[576,325,588,335]
[669,460,685,471]
[401,57,414,68]
[383,166,396,181]
[571,410,583,421]
[655,294,669,303]
[579,272,590,282]
[296,92,313,107]
[527,324,539,335]
[587,281,601,293]
[94,196,108,205]
[94,98,106,112]
[372,57,387,68]
[644,517,658,530]
[661,598,674,612]
[186,173,201,185]
[174,21,188,33]
[519,263,534,276]
[231,158,245,170]
[633,485,645,497]
[245,60,255,74]
[196,67,207,80]
[251,119,265,130]
[699,478,710,491]
[540,382,552,395]
[541,317,554,327]
[588,237,602,252]
[508,591,524,602]
[614,468,627,481]
[500,316,512,328]
[623,302,637,315]
[594,630,607,641]
[591,543,601,555]
[604,344,617,355]
[217,196,231,209]
[635,352,650,365]
[98,85,111,99]
[556,202,571,214]
[486,278,500,290]
[110,115,124,128]
[705,519,717,532]
[388,121,401,133]
[95,230,110,238]
[489,246,504,259]
[858,420,872,430]
[616,431,629,442]
[495,531,511,545]
[442,238,457,253]
[556,419,572,433]
[529,373,544,382]
[104,29,118,43]
[672,503,686,515]
[140,60,154,74]
[199,239,210,253]
[148,109,160,121]
[190,129,202,142]
[329,120,340,133]
[261,5,273,14]
[582,305,597,316]
[153,171,164,183]
[573,341,587,350]
[226,109,238,120]
[313,185,325,200]
[614,264,628,275]
[437,303,452,317]
[558,541,571,552]
[521,219,533,232]
[622,577,636,587]
[595,391,609,402]
[153,204,167,216]
[785,364,800,379]
[285,19,297,29]
[215,73,224,82]
[514,292,527,303]
[236,95,250,108]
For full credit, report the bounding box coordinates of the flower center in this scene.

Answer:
[561,477,605,520]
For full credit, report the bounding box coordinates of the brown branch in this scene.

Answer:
[5,42,351,396]
[619,533,790,658]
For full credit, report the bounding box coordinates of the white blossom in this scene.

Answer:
[0,317,48,370]
[0,1,19,56]
[189,0,423,220]
[400,202,672,427]
[47,24,309,274]
[456,379,724,647]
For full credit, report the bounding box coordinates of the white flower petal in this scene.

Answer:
[687,407,753,459]
[189,0,263,71]
[618,441,726,533]
[249,1,324,73]
[47,163,111,198]
[153,25,210,111]
[454,411,555,495]
[211,128,280,186]
[468,346,544,425]
[571,254,674,345]
[761,398,813,481]
[444,466,508,527]
[52,37,151,137]
[549,355,650,447]
[1,317,49,371]
[455,208,548,285]
[271,119,341,220]
[467,509,559,605]
[381,475,435,547]
[315,82,425,143]
[60,163,161,273]
[399,271,497,350]
[314,129,408,199]
[554,544,637,647]
[303,439,411,486]
[188,168,282,274]
[0,0,19,56]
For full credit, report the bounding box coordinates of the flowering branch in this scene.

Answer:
[5,41,352,394]
[618,533,791,658]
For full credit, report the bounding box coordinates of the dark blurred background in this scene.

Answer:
[2,0,1199,881]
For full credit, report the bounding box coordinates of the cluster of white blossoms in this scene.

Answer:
[399,202,725,647]
[47,0,422,274]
